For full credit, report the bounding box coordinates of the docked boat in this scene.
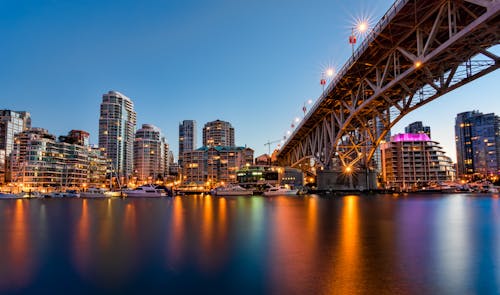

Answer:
[51,190,80,198]
[80,187,109,198]
[263,186,298,196]
[124,185,166,197]
[0,192,20,199]
[212,184,253,196]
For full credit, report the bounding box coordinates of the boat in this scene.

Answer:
[18,191,42,198]
[50,190,80,198]
[80,187,109,198]
[124,185,166,197]
[263,186,298,196]
[0,192,20,199]
[175,183,211,195]
[212,184,253,196]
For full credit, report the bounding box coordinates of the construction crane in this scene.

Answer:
[264,139,281,155]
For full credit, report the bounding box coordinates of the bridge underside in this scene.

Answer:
[278,0,500,179]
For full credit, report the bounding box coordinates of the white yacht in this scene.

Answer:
[212,184,253,196]
[124,185,166,197]
[263,186,298,196]
[0,192,19,199]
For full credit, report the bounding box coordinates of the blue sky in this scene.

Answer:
[1,0,498,161]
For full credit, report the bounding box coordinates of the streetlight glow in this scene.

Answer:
[357,21,368,33]
[326,68,335,77]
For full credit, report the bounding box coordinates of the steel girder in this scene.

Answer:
[277,0,500,172]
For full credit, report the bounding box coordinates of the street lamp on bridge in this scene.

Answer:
[320,67,335,93]
[349,19,370,55]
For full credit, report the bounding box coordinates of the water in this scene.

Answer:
[0,194,499,294]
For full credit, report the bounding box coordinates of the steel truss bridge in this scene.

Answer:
[277,0,500,178]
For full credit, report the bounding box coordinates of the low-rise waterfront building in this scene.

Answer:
[380,133,456,190]
[182,146,254,185]
[10,128,107,190]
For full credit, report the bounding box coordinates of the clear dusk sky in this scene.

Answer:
[1,0,498,161]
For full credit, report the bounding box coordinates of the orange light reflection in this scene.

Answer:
[327,195,361,293]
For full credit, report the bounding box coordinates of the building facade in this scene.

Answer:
[133,124,169,183]
[182,146,254,184]
[58,130,90,146]
[10,128,107,189]
[455,111,500,179]
[98,91,137,181]
[178,120,197,168]
[380,133,456,190]
[0,110,31,183]
[202,119,234,147]
[405,121,431,138]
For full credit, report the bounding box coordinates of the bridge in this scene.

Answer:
[276,0,500,189]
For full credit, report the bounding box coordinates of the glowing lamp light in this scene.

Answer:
[344,166,353,173]
[294,117,300,123]
[326,68,334,77]
[414,60,423,68]
[357,21,368,33]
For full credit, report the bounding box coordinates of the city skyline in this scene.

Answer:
[1,0,499,161]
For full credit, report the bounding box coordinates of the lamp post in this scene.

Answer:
[349,20,369,56]
[302,99,313,116]
[320,68,334,93]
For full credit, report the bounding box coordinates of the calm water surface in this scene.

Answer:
[0,194,499,294]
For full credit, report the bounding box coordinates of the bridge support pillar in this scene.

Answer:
[317,169,377,191]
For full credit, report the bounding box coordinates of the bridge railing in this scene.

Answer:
[280,0,409,152]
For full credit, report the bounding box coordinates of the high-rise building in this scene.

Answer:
[10,128,107,188]
[133,124,169,182]
[98,91,137,181]
[455,111,500,178]
[0,110,31,183]
[178,120,197,167]
[202,119,234,147]
[380,133,455,190]
[405,121,431,138]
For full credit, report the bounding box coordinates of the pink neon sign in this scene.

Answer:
[391,133,430,142]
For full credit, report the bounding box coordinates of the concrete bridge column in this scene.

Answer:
[317,169,377,191]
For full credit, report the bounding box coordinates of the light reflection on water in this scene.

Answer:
[0,194,499,294]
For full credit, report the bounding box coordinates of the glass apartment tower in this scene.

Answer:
[178,120,197,167]
[405,121,431,138]
[98,91,137,181]
[455,111,500,178]
[0,110,31,183]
